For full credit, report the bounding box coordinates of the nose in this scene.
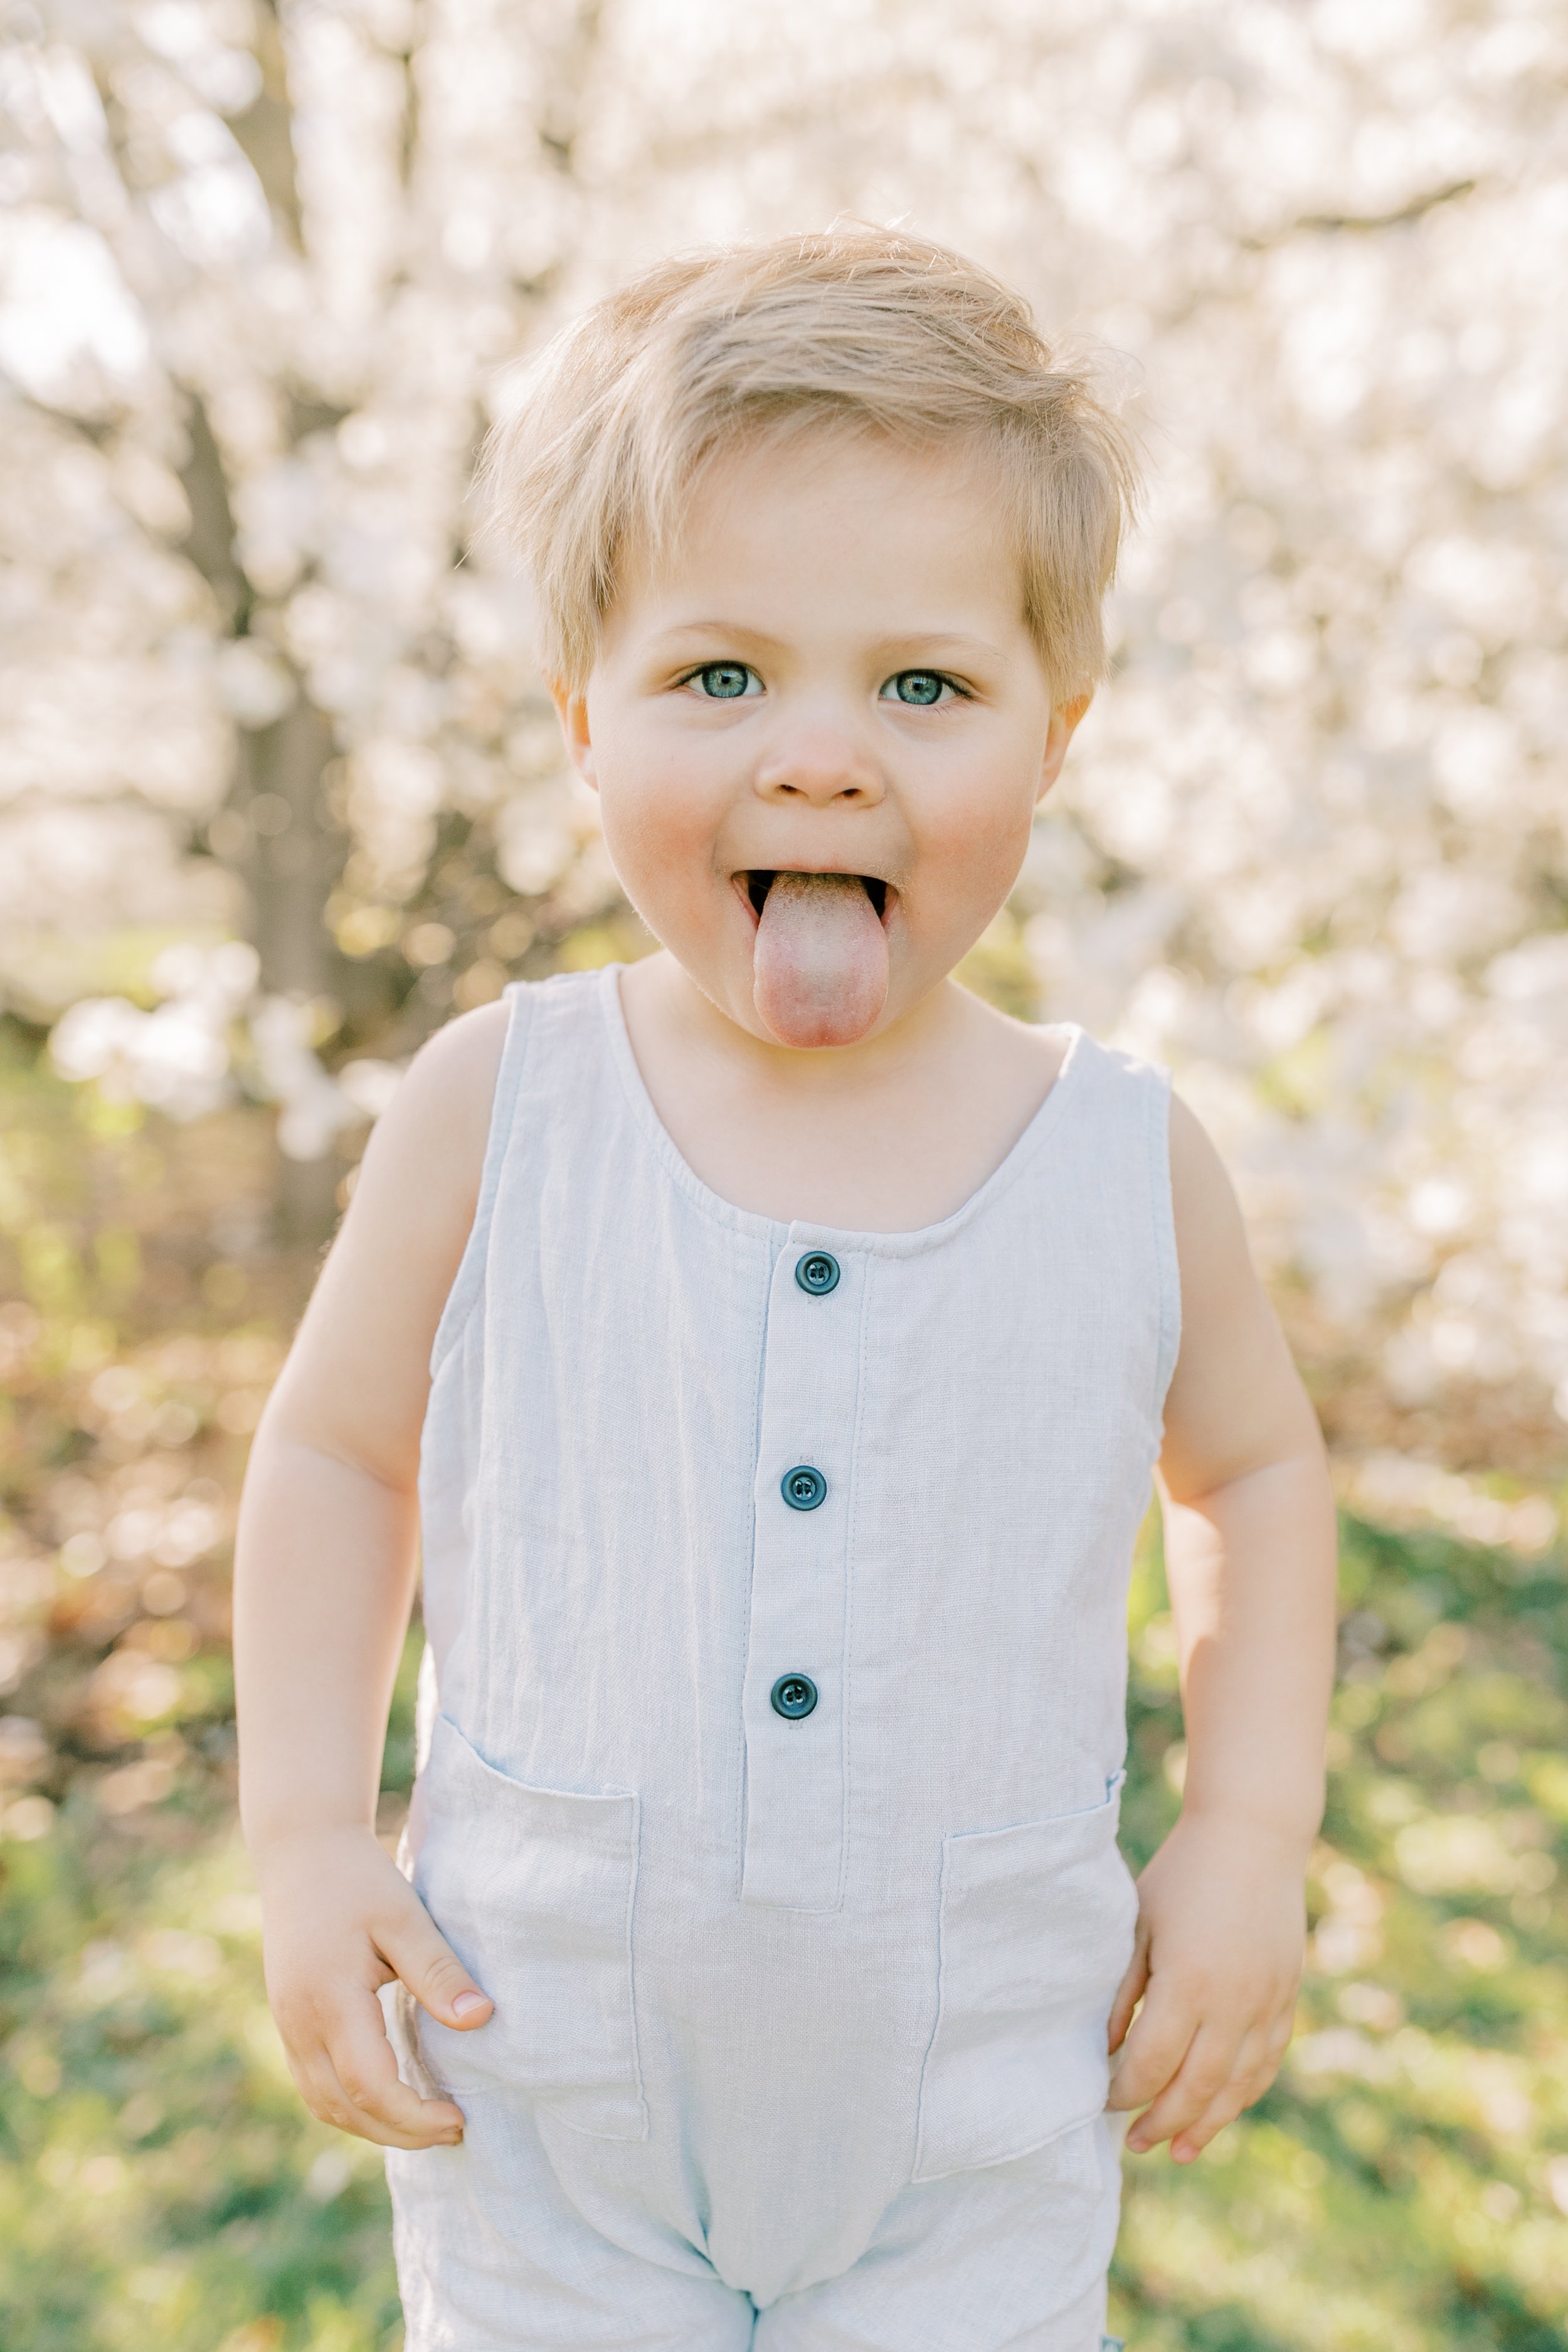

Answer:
[752,722,884,808]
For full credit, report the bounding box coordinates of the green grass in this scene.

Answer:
[0,1636,423,2352]
[1108,1513,1568,2349]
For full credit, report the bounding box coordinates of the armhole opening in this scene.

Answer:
[428,982,535,1380]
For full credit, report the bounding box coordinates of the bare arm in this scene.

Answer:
[1106,1091,1338,2161]
[233,1000,509,2149]
[1153,1094,1337,1851]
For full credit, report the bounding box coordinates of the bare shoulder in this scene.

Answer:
[260,999,512,1484]
[1160,1086,1322,1495]
[1165,1087,1251,1286]
[341,996,512,1310]
[359,997,512,1220]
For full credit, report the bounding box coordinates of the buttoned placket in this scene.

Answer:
[739,1235,866,1909]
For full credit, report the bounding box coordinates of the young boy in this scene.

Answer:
[234,229,1338,2351]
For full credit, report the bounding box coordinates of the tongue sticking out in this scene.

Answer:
[752,871,889,1048]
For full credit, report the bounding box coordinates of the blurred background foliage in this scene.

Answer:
[2,0,1567,2344]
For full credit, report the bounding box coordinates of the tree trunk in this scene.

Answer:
[242,696,344,1246]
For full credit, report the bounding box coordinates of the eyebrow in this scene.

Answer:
[645,623,1006,660]
[647,623,783,649]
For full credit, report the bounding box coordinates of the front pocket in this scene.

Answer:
[911,1776,1138,2182]
[409,1714,648,2142]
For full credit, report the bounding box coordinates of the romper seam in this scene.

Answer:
[910,1832,953,2180]
[734,1232,773,1904]
[837,1253,874,1914]
[618,1789,652,2140]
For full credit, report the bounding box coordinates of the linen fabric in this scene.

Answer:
[387,967,1179,2348]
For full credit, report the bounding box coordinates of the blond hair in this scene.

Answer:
[480,226,1140,706]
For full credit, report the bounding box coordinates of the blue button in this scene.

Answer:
[781,1465,827,1512]
[795,1251,840,1296]
[771,1673,818,1719]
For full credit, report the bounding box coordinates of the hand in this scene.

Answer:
[1104,1808,1306,2163]
[253,1825,494,2149]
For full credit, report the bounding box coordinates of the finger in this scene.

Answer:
[1168,2068,1271,2163]
[274,1978,467,2148]
[302,2042,467,2151]
[1124,2021,1244,2153]
[302,2027,468,2150]
[1106,1928,1150,2053]
[374,1892,494,2031]
[1169,2022,1288,2161]
[320,1989,470,2144]
[1103,1986,1199,2112]
[282,2033,391,2143]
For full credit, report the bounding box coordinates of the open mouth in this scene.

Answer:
[743,871,889,922]
[744,867,893,1046]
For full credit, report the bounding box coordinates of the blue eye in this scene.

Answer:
[692,662,756,699]
[884,670,949,706]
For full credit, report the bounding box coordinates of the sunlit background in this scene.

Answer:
[2,1,1566,2346]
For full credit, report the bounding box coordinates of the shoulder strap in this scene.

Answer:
[1077,1035,1181,1409]
[428,980,537,1378]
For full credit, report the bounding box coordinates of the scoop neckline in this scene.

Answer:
[593,961,1092,1256]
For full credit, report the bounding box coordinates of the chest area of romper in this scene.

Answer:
[477,1154,1163,1561]
[460,1197,1159,1895]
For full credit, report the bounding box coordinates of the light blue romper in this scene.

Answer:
[385,967,1179,2351]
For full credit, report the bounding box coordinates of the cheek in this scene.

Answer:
[593,734,729,909]
[913,759,1037,911]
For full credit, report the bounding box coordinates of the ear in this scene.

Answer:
[1036,692,1091,805]
[549,679,598,792]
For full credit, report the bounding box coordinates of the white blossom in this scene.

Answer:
[4,0,1565,1427]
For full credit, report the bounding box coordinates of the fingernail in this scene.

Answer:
[452,1991,487,2018]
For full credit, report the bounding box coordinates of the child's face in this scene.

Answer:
[553,428,1085,1049]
